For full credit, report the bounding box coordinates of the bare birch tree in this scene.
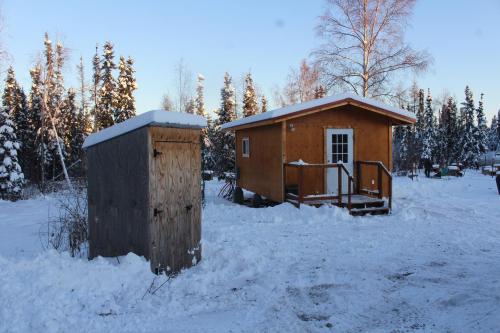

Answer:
[314,0,430,98]
[40,34,73,191]
[174,58,193,112]
[275,59,324,107]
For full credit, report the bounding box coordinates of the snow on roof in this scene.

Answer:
[221,93,415,130]
[83,110,206,148]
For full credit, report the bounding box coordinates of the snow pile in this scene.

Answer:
[289,159,308,165]
[83,110,207,148]
[221,93,416,130]
[1,172,500,332]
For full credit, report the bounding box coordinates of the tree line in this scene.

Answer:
[393,85,500,171]
[0,33,137,200]
[183,60,327,178]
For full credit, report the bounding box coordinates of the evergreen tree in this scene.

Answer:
[41,34,58,181]
[96,41,116,130]
[474,93,487,154]
[392,123,406,170]
[195,74,205,117]
[28,65,45,183]
[487,114,499,151]
[0,106,24,200]
[498,110,500,145]
[242,72,258,117]
[184,98,195,114]
[414,89,425,161]
[1,68,32,176]
[12,87,31,179]
[62,89,85,173]
[314,85,326,99]
[442,97,460,163]
[76,56,92,135]
[114,56,137,122]
[214,72,236,176]
[90,45,101,132]
[420,89,435,161]
[459,86,479,166]
[261,95,268,113]
[401,124,417,170]
[2,67,17,112]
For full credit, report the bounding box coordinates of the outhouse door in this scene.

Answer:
[326,129,353,195]
[151,140,201,274]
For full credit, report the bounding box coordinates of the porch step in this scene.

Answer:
[350,206,390,216]
[334,194,385,209]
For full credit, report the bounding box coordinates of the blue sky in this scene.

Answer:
[2,0,499,121]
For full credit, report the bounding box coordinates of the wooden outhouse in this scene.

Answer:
[83,110,206,274]
[221,94,415,215]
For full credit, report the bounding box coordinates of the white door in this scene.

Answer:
[326,129,353,194]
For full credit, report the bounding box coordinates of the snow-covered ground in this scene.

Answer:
[1,172,499,332]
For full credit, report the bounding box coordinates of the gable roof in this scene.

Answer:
[83,110,206,149]
[221,93,416,131]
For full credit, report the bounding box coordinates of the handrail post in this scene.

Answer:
[283,163,287,202]
[377,164,383,199]
[298,166,304,208]
[347,176,352,211]
[338,165,342,207]
[388,175,392,212]
[356,161,361,194]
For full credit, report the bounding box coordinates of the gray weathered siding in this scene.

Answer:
[87,126,150,259]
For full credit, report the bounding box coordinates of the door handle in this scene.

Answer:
[154,208,163,217]
[185,204,193,211]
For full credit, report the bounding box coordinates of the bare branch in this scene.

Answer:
[313,0,431,99]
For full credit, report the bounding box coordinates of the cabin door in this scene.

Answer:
[326,129,353,195]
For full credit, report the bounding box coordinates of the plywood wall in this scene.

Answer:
[285,104,392,196]
[235,124,283,202]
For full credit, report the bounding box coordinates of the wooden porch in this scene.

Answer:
[284,161,393,215]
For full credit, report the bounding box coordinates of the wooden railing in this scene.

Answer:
[356,160,392,210]
[283,163,354,210]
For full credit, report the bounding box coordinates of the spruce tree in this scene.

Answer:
[460,86,479,166]
[76,56,92,135]
[414,89,425,162]
[62,89,85,174]
[0,106,24,200]
[184,98,195,114]
[39,35,56,182]
[195,74,205,117]
[96,41,116,130]
[474,93,487,154]
[90,45,101,132]
[28,65,45,183]
[114,56,137,122]
[393,123,406,171]
[261,95,268,113]
[442,97,460,163]
[214,72,236,176]
[12,88,31,178]
[242,73,258,117]
[420,89,435,161]
[487,115,499,151]
[314,85,326,99]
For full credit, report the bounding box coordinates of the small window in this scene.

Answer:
[242,137,250,157]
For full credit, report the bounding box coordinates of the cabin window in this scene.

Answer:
[331,134,348,163]
[242,137,250,157]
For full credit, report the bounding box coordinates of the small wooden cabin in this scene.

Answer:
[222,94,415,214]
[83,110,206,274]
